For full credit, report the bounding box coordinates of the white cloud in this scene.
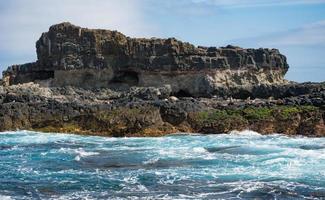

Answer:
[233,20,325,46]
[0,0,155,55]
[191,0,325,8]
[272,20,325,46]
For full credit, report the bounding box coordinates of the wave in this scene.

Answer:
[165,132,203,137]
[1,130,325,199]
[72,148,99,161]
[205,146,240,153]
[0,195,12,200]
[229,130,262,136]
[143,157,160,165]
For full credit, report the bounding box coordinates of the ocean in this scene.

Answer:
[0,130,324,199]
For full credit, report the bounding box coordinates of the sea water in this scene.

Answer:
[0,130,324,199]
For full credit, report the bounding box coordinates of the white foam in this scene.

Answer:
[74,155,81,161]
[229,130,262,136]
[262,157,288,165]
[73,148,99,161]
[40,152,48,156]
[1,130,325,199]
[0,195,12,200]
[58,147,99,157]
[143,157,159,165]
[75,148,99,157]
[57,147,74,154]
[0,131,21,135]
[192,147,207,153]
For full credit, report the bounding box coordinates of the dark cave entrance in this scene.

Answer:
[32,70,54,80]
[110,71,139,86]
[173,89,193,98]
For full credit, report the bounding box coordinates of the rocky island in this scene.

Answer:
[0,22,324,136]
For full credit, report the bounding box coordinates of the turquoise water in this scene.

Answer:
[0,130,324,200]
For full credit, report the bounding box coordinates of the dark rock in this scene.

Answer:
[3,22,289,97]
[160,104,187,126]
[0,23,324,137]
[0,83,324,136]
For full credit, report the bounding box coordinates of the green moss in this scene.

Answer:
[195,109,243,123]
[243,107,272,120]
[277,106,300,119]
[274,105,318,120]
[241,105,318,121]
[194,105,319,124]
[196,110,224,123]
[225,109,242,116]
[299,105,318,112]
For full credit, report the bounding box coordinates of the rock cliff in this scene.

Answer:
[3,22,289,97]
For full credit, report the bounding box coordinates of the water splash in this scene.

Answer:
[0,130,324,199]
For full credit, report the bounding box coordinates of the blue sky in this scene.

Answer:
[0,0,324,82]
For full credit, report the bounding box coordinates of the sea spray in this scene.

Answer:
[0,131,324,199]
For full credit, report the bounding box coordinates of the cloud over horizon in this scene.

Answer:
[231,20,325,47]
[191,0,325,8]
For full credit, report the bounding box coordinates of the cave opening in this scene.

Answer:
[32,70,54,80]
[110,71,139,86]
[173,89,193,98]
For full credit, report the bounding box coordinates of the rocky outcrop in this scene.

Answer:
[0,83,324,137]
[3,22,289,97]
[1,22,323,137]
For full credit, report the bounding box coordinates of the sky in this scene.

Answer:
[0,0,324,82]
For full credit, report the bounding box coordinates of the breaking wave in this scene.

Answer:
[0,130,324,199]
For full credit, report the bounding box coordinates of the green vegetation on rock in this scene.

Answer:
[196,109,243,123]
[243,107,273,120]
[275,105,318,120]
[193,105,319,123]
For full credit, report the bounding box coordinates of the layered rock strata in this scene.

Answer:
[3,22,289,97]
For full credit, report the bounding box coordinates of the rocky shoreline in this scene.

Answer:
[0,82,324,137]
[0,22,324,137]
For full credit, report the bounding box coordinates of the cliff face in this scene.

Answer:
[3,22,289,96]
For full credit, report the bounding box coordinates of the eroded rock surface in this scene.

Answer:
[1,22,324,137]
[0,83,324,137]
[3,22,289,97]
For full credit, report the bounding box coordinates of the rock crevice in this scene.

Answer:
[3,22,289,96]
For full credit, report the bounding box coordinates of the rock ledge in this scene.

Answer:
[3,22,289,97]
